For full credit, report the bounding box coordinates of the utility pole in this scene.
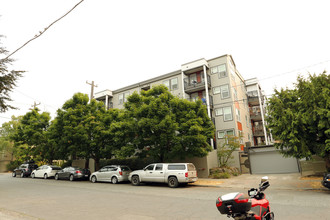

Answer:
[30,101,41,110]
[86,80,98,101]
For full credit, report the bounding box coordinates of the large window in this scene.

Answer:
[213,86,220,95]
[220,85,230,99]
[163,77,178,91]
[214,106,232,121]
[211,64,227,78]
[119,92,130,104]
[217,129,235,139]
[223,106,233,121]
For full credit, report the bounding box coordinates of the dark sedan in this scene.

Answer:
[55,167,90,181]
[321,173,330,189]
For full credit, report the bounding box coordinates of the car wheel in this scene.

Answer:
[131,175,140,186]
[44,174,48,179]
[168,176,179,188]
[20,172,24,178]
[111,176,118,184]
[55,174,59,180]
[31,173,35,178]
[91,175,97,183]
[69,175,74,181]
[12,172,16,177]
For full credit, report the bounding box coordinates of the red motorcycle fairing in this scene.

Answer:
[250,197,270,218]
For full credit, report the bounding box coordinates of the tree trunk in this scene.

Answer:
[94,158,100,171]
[85,158,89,169]
[325,153,330,172]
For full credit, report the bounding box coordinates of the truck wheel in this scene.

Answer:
[168,177,179,188]
[131,175,140,186]
[12,172,16,177]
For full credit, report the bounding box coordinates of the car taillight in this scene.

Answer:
[25,168,28,171]
[119,171,123,176]
[185,172,188,177]
[216,197,223,207]
[76,170,81,174]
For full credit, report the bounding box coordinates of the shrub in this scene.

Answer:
[6,160,22,171]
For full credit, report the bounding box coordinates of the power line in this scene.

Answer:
[0,0,84,61]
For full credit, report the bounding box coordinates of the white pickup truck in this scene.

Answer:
[128,163,198,188]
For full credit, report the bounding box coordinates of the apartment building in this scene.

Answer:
[95,54,266,177]
[245,78,272,146]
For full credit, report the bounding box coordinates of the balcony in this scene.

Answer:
[184,75,211,93]
[253,125,265,137]
[250,106,262,121]
[187,95,213,109]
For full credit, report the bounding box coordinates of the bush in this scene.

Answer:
[6,160,22,171]
[209,166,240,179]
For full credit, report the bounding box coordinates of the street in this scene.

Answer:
[0,173,329,220]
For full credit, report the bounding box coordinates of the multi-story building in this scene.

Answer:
[95,54,265,177]
[245,78,272,146]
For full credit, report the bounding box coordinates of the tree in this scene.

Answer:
[121,85,215,162]
[10,108,51,162]
[0,116,21,161]
[217,135,241,167]
[267,72,330,171]
[54,93,120,170]
[0,36,24,112]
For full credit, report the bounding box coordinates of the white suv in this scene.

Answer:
[128,163,198,188]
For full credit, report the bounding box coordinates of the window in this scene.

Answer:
[211,64,227,78]
[213,86,220,95]
[233,88,238,101]
[168,165,186,170]
[215,108,223,116]
[171,78,178,90]
[236,109,241,122]
[217,129,235,139]
[155,164,163,171]
[163,80,170,89]
[119,92,130,104]
[145,165,155,171]
[164,78,178,90]
[220,85,230,99]
[223,106,233,121]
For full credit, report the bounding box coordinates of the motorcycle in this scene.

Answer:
[216,176,274,220]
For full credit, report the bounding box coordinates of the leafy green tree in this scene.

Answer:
[267,73,330,171]
[121,85,214,162]
[0,36,24,112]
[54,93,121,170]
[0,116,21,161]
[10,108,51,162]
[217,135,241,167]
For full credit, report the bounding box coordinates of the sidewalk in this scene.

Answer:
[191,173,328,191]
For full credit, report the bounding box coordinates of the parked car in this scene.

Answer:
[128,163,198,188]
[321,173,330,189]
[90,165,131,184]
[31,165,62,179]
[55,167,90,181]
[12,162,38,178]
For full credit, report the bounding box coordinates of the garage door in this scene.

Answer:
[249,147,299,174]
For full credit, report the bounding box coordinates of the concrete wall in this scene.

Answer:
[299,156,326,176]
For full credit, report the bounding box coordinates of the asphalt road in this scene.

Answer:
[0,173,330,220]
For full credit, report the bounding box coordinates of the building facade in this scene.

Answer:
[95,54,268,177]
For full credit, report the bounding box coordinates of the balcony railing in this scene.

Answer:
[250,106,262,121]
[253,125,265,137]
[187,95,213,109]
[184,75,211,93]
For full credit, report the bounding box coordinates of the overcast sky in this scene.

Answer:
[1,0,330,125]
